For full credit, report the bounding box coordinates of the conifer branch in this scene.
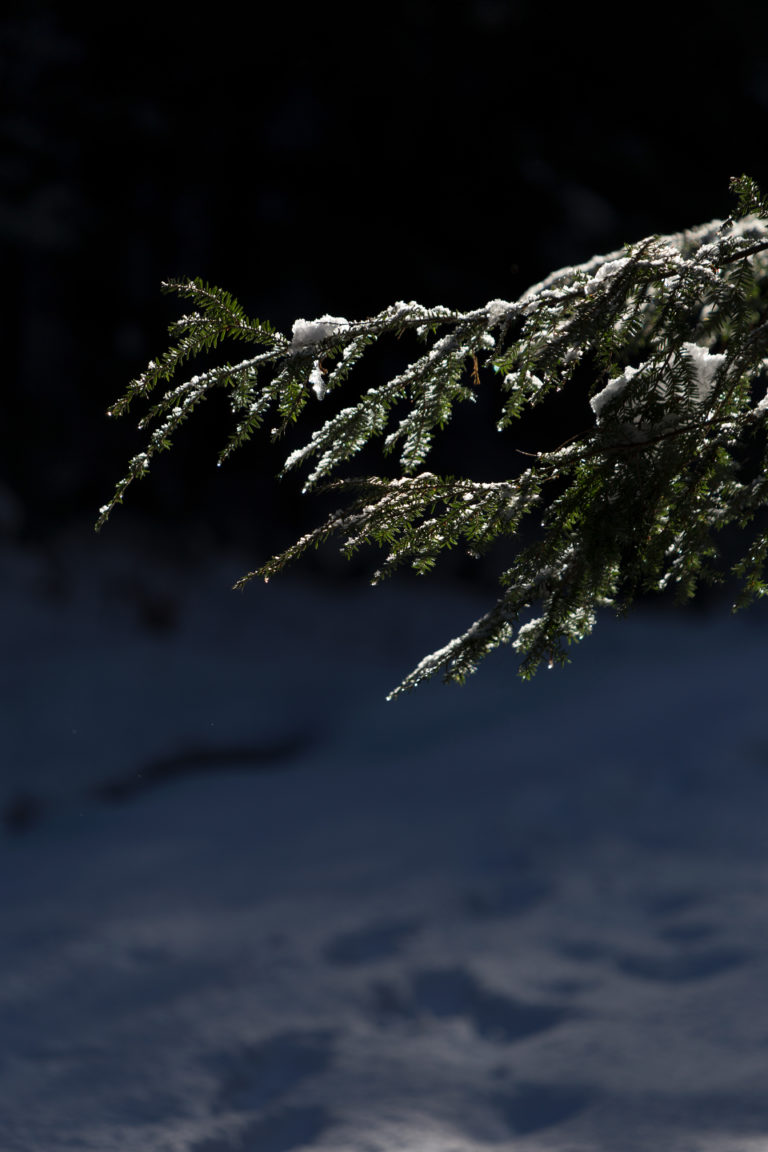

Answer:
[99,176,768,694]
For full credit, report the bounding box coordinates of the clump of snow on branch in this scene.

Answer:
[583,256,631,293]
[289,315,349,351]
[309,363,327,400]
[683,342,727,402]
[590,343,727,431]
[590,365,640,419]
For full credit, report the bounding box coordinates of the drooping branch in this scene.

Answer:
[98,176,768,693]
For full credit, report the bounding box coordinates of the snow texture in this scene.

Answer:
[309,363,327,401]
[289,316,348,351]
[590,364,640,419]
[3,527,768,1151]
[582,256,631,294]
[681,341,726,402]
[591,343,726,422]
[485,299,515,327]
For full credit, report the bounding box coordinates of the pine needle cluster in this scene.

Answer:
[98,176,768,695]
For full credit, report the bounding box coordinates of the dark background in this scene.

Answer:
[3,0,768,569]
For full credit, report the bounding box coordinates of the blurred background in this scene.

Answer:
[4,0,768,567]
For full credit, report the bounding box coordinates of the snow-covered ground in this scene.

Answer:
[2,525,768,1151]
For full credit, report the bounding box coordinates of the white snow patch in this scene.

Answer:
[590,364,640,418]
[486,299,515,326]
[289,315,348,350]
[309,361,327,400]
[583,256,631,293]
[591,343,725,421]
[681,340,726,403]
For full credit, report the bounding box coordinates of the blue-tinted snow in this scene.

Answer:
[1,527,768,1151]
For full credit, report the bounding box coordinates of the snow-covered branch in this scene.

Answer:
[99,176,768,693]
